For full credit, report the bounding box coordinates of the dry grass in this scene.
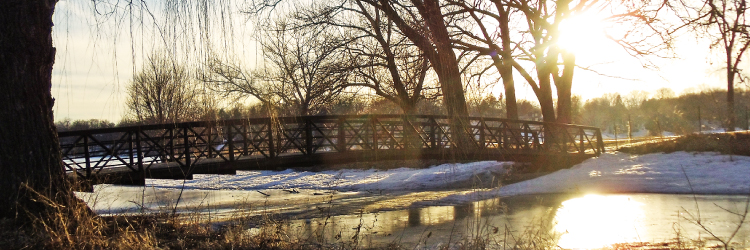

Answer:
[618,132,750,156]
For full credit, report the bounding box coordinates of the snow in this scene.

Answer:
[439,151,750,204]
[147,151,750,197]
[81,150,750,215]
[79,162,512,215]
[600,128,650,139]
[504,151,750,194]
[146,161,513,191]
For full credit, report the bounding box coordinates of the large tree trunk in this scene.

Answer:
[0,0,71,219]
[555,51,575,124]
[377,0,472,153]
[727,60,736,132]
[497,4,518,120]
[535,59,556,123]
[420,0,472,153]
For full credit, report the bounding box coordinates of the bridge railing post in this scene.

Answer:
[169,129,175,162]
[208,125,214,159]
[596,129,605,154]
[429,118,437,149]
[184,126,191,167]
[136,128,143,172]
[371,117,378,150]
[83,135,91,178]
[579,128,585,155]
[479,119,486,149]
[242,121,249,156]
[305,117,313,155]
[338,118,346,152]
[227,124,235,161]
[128,131,134,169]
[267,118,275,158]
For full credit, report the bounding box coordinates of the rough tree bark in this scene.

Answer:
[497,4,519,120]
[535,54,557,123]
[0,0,72,219]
[377,0,473,152]
[555,50,576,124]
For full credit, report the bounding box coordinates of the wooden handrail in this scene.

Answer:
[58,115,603,179]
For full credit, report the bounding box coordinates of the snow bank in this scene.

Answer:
[147,151,750,203]
[440,151,750,203]
[505,151,750,194]
[147,161,512,191]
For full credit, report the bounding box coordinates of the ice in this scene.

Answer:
[81,151,750,215]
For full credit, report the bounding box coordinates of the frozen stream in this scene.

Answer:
[77,151,750,248]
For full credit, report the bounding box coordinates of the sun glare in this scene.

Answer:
[557,13,611,57]
[554,194,646,249]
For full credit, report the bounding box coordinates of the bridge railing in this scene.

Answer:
[58,115,603,178]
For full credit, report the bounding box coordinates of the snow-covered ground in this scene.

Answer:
[148,151,750,196]
[79,151,750,216]
[442,151,750,204]
[147,161,513,191]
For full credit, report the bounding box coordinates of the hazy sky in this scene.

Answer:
[50,0,742,122]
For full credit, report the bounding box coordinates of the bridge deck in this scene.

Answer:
[58,115,604,186]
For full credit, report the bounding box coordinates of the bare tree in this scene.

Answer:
[202,57,274,105]
[674,0,750,131]
[295,1,441,114]
[126,52,205,124]
[624,90,651,109]
[261,18,352,116]
[447,0,521,120]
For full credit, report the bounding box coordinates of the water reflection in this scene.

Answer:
[82,184,750,248]
[284,193,750,249]
[554,194,646,249]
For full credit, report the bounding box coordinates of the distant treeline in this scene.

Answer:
[56,87,750,136]
[575,88,750,136]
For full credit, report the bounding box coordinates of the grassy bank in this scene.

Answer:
[618,132,750,156]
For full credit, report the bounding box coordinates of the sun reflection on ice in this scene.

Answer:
[554,194,646,249]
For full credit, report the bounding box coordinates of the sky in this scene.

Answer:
[50,0,742,122]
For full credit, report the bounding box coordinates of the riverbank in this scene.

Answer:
[4,133,749,249]
[618,131,750,156]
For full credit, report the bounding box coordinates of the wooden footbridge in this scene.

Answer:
[58,115,604,186]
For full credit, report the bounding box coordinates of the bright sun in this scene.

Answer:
[557,12,611,57]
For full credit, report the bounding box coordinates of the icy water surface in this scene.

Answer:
[79,186,750,249]
[277,193,750,248]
